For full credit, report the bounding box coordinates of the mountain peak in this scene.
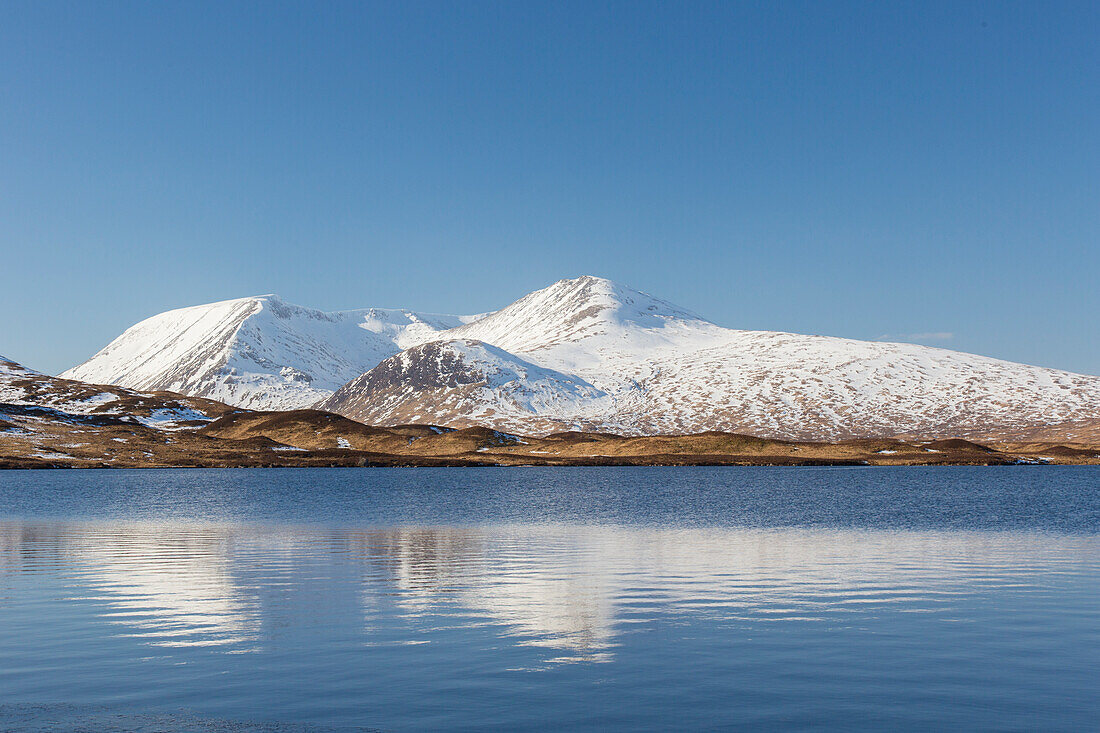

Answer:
[553,274,613,288]
[540,275,706,324]
[444,276,710,353]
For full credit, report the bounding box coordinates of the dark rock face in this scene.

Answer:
[346,341,491,394]
[317,341,491,419]
[315,338,606,434]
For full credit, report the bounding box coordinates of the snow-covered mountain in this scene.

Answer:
[444,275,710,356]
[61,277,1100,440]
[61,295,479,410]
[322,277,1100,440]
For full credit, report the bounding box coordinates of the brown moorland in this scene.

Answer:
[3,356,1098,469]
[3,407,1098,469]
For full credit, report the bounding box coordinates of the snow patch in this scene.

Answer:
[134,408,211,430]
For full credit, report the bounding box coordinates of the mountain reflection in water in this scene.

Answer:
[3,522,1094,664]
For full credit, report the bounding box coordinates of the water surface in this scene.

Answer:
[1,467,1098,730]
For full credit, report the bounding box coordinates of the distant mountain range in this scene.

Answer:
[61,276,1100,441]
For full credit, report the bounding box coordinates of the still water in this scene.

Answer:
[0,467,1098,731]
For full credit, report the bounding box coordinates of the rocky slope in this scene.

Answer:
[1,354,232,428]
[61,295,478,409]
[318,340,608,435]
[1,354,238,467]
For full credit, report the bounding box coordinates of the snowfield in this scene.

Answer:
[56,277,1100,440]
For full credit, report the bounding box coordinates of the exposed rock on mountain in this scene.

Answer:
[317,339,607,434]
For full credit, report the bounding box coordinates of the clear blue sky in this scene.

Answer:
[2,1,1098,376]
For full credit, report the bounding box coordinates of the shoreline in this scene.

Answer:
[3,452,1093,470]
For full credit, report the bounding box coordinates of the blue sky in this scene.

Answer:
[2,1,1098,376]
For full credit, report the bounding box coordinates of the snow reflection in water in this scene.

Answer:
[2,522,1093,663]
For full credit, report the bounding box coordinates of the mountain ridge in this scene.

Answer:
[56,276,1100,441]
